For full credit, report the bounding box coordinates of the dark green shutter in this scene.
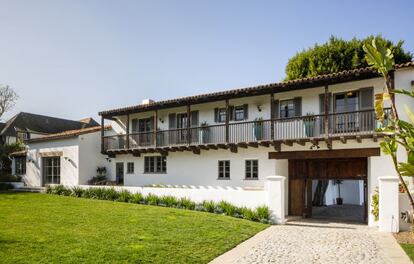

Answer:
[214,108,219,123]
[294,97,302,117]
[360,87,374,109]
[243,104,248,120]
[229,106,234,121]
[190,111,199,127]
[319,93,332,113]
[273,100,280,119]
[168,113,176,129]
[131,119,138,132]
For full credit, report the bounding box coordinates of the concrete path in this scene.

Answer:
[210,219,411,264]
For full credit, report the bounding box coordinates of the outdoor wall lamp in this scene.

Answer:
[106,157,112,162]
[64,157,72,162]
[257,105,262,112]
[159,118,164,123]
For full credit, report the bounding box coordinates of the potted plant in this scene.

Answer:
[199,121,210,144]
[334,180,344,205]
[304,112,315,137]
[253,118,263,140]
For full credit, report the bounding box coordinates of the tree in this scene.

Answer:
[0,85,19,119]
[285,35,413,80]
[363,39,414,220]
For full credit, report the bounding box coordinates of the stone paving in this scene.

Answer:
[210,219,411,264]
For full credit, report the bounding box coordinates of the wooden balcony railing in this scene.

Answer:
[103,109,390,151]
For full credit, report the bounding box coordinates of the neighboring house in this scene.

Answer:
[96,62,414,227]
[11,126,111,186]
[0,112,99,144]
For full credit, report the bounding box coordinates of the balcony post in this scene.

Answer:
[187,104,191,145]
[270,93,275,140]
[225,99,229,143]
[100,116,105,153]
[126,114,130,149]
[154,110,158,147]
[324,85,329,135]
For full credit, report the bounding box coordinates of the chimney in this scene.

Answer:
[142,99,155,105]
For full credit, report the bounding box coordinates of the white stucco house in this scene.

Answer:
[11,126,111,187]
[13,62,414,230]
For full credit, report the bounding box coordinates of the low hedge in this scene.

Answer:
[46,185,271,224]
[0,182,14,191]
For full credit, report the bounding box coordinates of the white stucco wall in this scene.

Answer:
[24,137,80,187]
[78,132,112,184]
[111,146,276,189]
[23,131,110,187]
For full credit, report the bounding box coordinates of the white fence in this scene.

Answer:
[77,175,286,224]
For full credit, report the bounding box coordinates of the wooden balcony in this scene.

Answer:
[103,109,390,155]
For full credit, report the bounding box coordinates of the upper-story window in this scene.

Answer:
[218,108,227,123]
[16,132,28,142]
[280,99,295,118]
[215,104,248,123]
[234,106,245,121]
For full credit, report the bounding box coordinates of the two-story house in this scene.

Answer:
[98,62,414,225]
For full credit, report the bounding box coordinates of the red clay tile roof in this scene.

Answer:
[99,62,414,117]
[26,125,111,143]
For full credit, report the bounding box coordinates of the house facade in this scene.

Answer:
[98,63,414,227]
[11,126,111,187]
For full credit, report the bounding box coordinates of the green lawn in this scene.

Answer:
[0,192,267,263]
[400,243,414,262]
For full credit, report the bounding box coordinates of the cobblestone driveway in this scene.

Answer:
[211,219,411,264]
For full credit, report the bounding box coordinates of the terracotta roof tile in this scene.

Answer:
[26,125,111,143]
[99,62,414,116]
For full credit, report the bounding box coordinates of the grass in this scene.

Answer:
[400,243,414,261]
[0,192,267,263]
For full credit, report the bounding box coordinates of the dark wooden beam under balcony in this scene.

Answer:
[269,148,381,160]
[272,141,281,152]
[248,142,258,148]
[132,150,141,157]
[259,141,270,147]
[283,140,293,146]
[228,144,237,153]
[207,144,218,150]
[238,142,248,148]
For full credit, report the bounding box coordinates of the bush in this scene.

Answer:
[130,192,144,204]
[145,193,160,205]
[218,201,237,216]
[178,197,196,210]
[371,189,379,221]
[117,190,132,202]
[202,200,216,213]
[256,206,271,223]
[103,187,119,201]
[160,195,179,207]
[0,174,21,182]
[240,207,258,221]
[71,186,84,197]
[51,185,71,196]
[44,186,272,224]
[0,182,13,190]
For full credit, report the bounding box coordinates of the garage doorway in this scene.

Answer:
[288,158,368,223]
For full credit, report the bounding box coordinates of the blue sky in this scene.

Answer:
[0,0,413,121]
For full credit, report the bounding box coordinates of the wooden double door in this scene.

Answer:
[288,158,368,220]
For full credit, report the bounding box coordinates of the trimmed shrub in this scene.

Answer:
[160,195,179,207]
[178,197,196,210]
[117,189,132,202]
[71,186,84,197]
[45,185,53,194]
[218,201,237,216]
[256,206,271,223]
[0,182,13,191]
[240,207,258,221]
[202,200,216,213]
[130,192,144,204]
[52,185,71,196]
[103,187,119,201]
[145,193,160,205]
[88,187,106,199]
